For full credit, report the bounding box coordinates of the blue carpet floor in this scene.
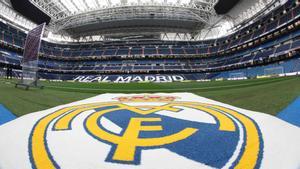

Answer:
[0,104,16,125]
[277,97,300,127]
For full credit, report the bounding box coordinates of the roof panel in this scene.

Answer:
[55,0,201,15]
[110,0,121,6]
[27,0,219,21]
[60,1,78,13]
[72,0,87,11]
[85,0,98,9]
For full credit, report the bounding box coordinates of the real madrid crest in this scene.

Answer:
[29,95,264,169]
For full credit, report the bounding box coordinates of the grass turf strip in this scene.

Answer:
[0,76,299,117]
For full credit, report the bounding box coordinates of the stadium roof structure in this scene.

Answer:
[5,0,281,41]
[28,0,219,38]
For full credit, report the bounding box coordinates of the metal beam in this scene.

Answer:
[94,0,101,8]
[106,0,112,6]
[70,0,81,12]
[82,0,90,10]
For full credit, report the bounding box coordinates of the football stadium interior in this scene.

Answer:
[0,0,299,114]
[0,0,300,168]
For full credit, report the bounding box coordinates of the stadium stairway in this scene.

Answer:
[277,97,300,127]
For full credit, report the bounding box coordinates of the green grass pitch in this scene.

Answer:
[0,76,299,117]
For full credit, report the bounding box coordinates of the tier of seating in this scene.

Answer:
[0,0,298,58]
[212,56,300,79]
[31,56,300,81]
[1,30,299,74]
